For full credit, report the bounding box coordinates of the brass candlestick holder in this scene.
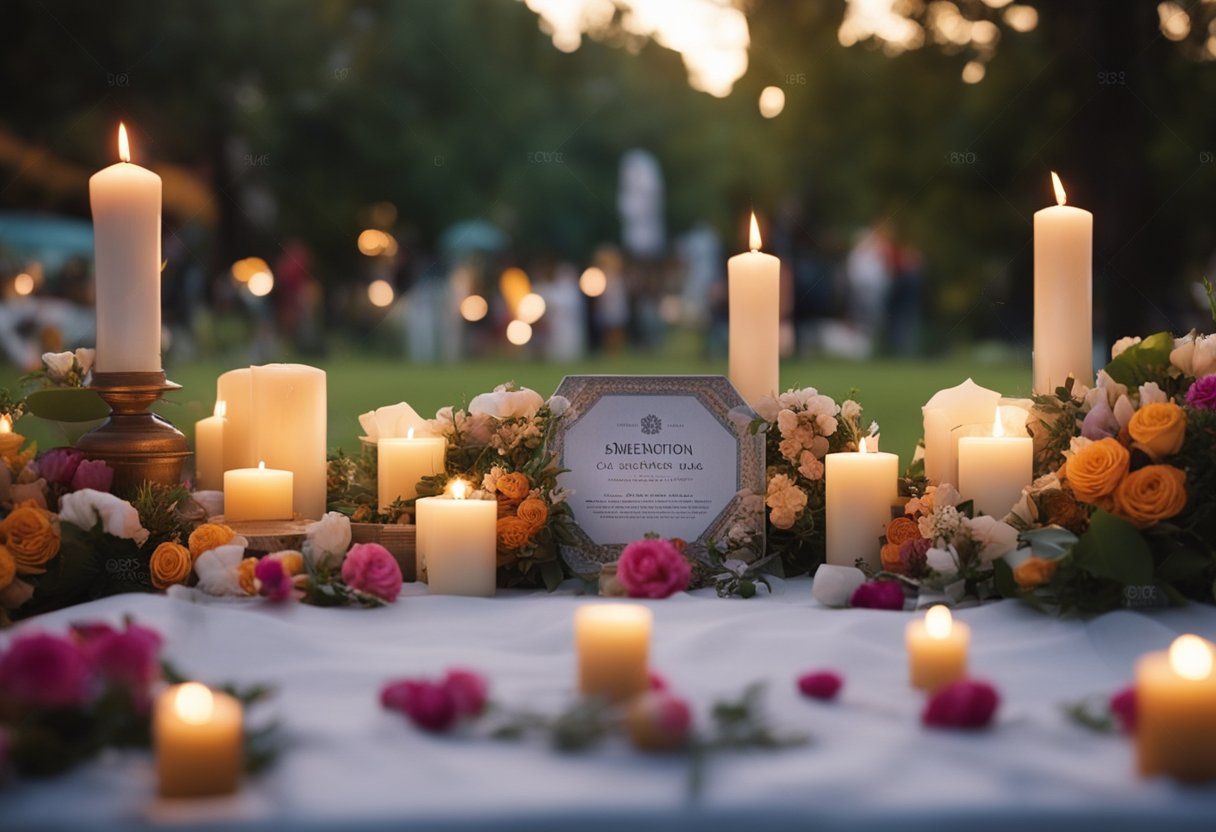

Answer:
[75,371,191,496]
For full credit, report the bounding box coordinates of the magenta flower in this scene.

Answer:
[0,633,93,708]
[899,537,932,577]
[850,580,906,610]
[1186,374,1216,411]
[922,679,1000,729]
[797,670,844,701]
[382,679,458,732]
[442,669,488,718]
[341,543,403,603]
[70,459,114,493]
[255,558,294,603]
[37,448,85,486]
[78,622,163,692]
[648,671,669,691]
[1110,686,1137,734]
[617,538,691,599]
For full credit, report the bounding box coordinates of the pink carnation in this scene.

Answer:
[617,538,691,599]
[70,459,114,493]
[1110,686,1137,734]
[0,633,92,708]
[37,448,84,486]
[341,543,403,603]
[1186,374,1216,411]
[76,622,163,693]
[850,580,905,610]
[255,558,294,603]
[797,670,844,701]
[381,668,490,732]
[922,679,1000,729]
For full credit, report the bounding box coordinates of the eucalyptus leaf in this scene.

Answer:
[1020,525,1080,560]
[25,388,110,422]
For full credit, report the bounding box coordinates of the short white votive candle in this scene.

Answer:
[1136,635,1216,782]
[575,603,652,703]
[417,479,497,597]
[154,682,242,799]
[906,605,970,691]
[223,461,293,522]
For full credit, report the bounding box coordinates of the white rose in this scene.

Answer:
[1171,334,1216,377]
[808,394,838,417]
[73,348,95,378]
[926,545,959,577]
[546,395,571,417]
[469,388,544,420]
[41,351,77,384]
[195,545,247,596]
[58,489,150,546]
[304,511,352,569]
[752,395,781,423]
[965,514,1020,563]
[1111,336,1141,359]
[1138,382,1167,406]
[778,388,815,410]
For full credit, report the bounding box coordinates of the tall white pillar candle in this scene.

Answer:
[194,401,226,491]
[1034,172,1093,395]
[727,212,780,409]
[825,438,899,571]
[88,123,162,372]
[250,363,327,520]
[218,369,256,473]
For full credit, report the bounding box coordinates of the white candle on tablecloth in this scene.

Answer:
[194,400,225,491]
[1136,635,1216,782]
[250,363,327,520]
[825,437,898,571]
[154,682,242,798]
[575,603,652,703]
[1034,172,1093,395]
[223,461,293,522]
[728,212,780,409]
[957,408,1033,518]
[417,479,497,597]
[89,123,162,372]
[906,605,970,691]
[218,369,256,473]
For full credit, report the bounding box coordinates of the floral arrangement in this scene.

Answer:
[997,328,1216,612]
[0,617,277,780]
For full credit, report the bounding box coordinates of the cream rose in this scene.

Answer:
[305,511,352,569]
[469,387,544,420]
[58,489,149,546]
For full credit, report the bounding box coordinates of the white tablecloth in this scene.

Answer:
[4,578,1216,831]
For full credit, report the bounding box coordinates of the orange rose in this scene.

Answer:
[188,522,237,559]
[1013,556,1059,589]
[517,498,549,532]
[238,557,258,595]
[497,498,520,519]
[1063,438,1130,503]
[0,504,60,575]
[495,472,531,500]
[149,542,193,590]
[497,515,533,550]
[1128,402,1187,459]
[0,544,16,591]
[1112,464,1187,528]
[880,542,904,573]
[885,516,920,547]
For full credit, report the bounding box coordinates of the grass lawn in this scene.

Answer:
[4,347,1032,469]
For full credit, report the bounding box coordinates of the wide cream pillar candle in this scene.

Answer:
[921,378,1001,487]
[825,438,898,570]
[223,462,293,522]
[89,123,162,372]
[727,212,780,409]
[250,363,327,520]
[218,369,256,473]
[154,682,242,798]
[575,603,652,703]
[957,409,1033,518]
[1136,635,1216,782]
[417,480,497,596]
[906,605,970,691]
[377,429,447,509]
[1034,172,1093,395]
[194,401,226,491]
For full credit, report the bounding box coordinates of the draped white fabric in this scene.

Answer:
[5,577,1216,831]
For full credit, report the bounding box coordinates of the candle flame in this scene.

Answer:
[258,460,266,471]
[992,410,1004,438]
[748,211,762,251]
[1169,634,1213,681]
[0,414,11,434]
[859,436,869,454]
[214,400,226,418]
[407,426,415,440]
[174,682,215,725]
[118,123,131,163]
[1050,171,1066,206]
[450,479,468,500]
[925,605,953,639]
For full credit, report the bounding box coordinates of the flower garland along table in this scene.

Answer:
[3,578,1216,832]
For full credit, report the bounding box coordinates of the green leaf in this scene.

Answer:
[992,558,1019,598]
[1020,525,1080,559]
[25,388,110,422]
[1102,331,1174,388]
[1155,545,1212,582]
[1071,510,1153,585]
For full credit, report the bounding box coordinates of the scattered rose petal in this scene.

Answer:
[1110,686,1137,734]
[443,669,489,718]
[923,679,1000,729]
[797,671,843,701]
[648,671,668,691]
[850,580,905,610]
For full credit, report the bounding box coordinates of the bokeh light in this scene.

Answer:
[579,267,607,297]
[368,279,395,308]
[13,273,34,296]
[506,319,533,345]
[460,294,489,322]
[231,256,271,284]
[758,85,785,118]
[358,229,398,257]
[962,61,986,84]
[247,270,275,297]
[517,292,547,324]
[499,267,532,313]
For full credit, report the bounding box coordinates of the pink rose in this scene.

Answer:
[341,543,403,603]
[381,679,458,732]
[0,633,92,707]
[74,621,163,705]
[1186,374,1216,411]
[797,670,844,701]
[617,538,691,599]
[37,448,84,486]
[626,691,693,751]
[849,580,905,610]
[70,459,114,493]
[442,669,488,718]
[922,679,1000,729]
[1110,686,1137,734]
[255,558,294,603]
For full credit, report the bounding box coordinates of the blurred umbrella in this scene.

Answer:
[0,213,93,273]
[440,219,509,258]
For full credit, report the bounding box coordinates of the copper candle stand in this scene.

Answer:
[75,371,191,496]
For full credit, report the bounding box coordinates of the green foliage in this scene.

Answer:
[23,389,109,423]
[1103,332,1177,390]
[130,481,193,545]
[1071,510,1153,585]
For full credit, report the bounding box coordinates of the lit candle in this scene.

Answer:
[194,401,226,491]
[575,603,652,703]
[921,378,1002,487]
[0,413,23,458]
[1136,635,1216,782]
[1034,172,1093,395]
[727,212,780,409]
[217,369,256,473]
[825,437,899,570]
[416,479,497,596]
[154,682,242,799]
[89,123,162,372]
[223,461,294,522]
[250,363,327,520]
[957,408,1033,518]
[377,427,447,510]
[906,605,970,691]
